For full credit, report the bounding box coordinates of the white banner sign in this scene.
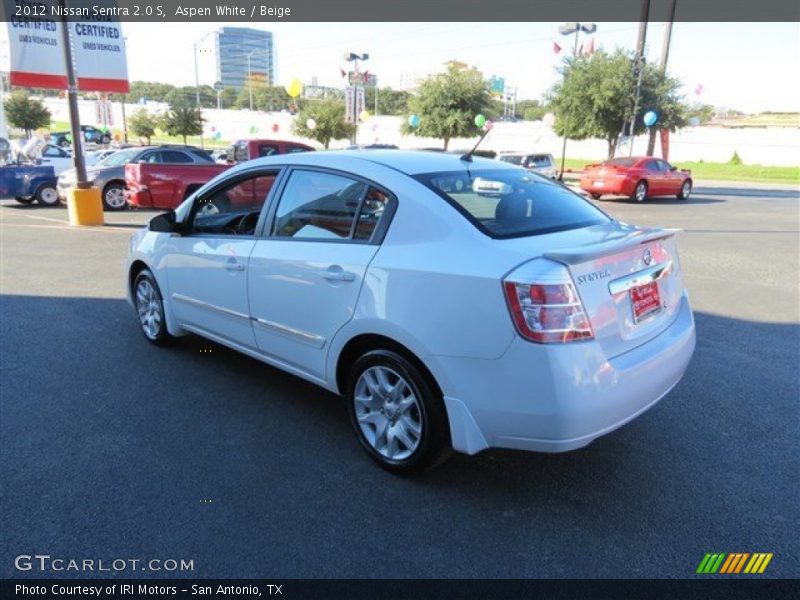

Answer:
[6,4,129,93]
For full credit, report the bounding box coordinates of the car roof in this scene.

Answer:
[243,149,516,175]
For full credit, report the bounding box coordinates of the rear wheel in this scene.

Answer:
[677,179,692,200]
[346,350,451,473]
[103,182,127,211]
[35,183,60,207]
[133,270,173,346]
[631,180,648,203]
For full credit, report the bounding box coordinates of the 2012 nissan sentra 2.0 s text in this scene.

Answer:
[126,151,696,472]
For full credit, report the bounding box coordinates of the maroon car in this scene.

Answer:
[580,157,693,202]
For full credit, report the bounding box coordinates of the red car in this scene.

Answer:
[125,163,231,209]
[580,157,693,202]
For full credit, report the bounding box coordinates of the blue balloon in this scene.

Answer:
[408,114,421,128]
[643,111,658,127]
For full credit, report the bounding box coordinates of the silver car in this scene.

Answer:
[58,146,214,210]
[498,152,557,179]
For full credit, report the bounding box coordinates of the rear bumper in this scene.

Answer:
[579,176,632,196]
[126,189,154,208]
[439,294,696,454]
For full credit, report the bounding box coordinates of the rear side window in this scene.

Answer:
[414,168,609,239]
[160,150,193,163]
[188,149,214,163]
[499,155,523,166]
[258,144,279,157]
[272,170,367,240]
[529,155,553,168]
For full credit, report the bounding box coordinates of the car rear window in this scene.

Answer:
[414,168,609,238]
[605,157,637,167]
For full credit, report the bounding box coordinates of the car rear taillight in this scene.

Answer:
[503,280,594,343]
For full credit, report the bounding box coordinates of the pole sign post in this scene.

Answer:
[5,3,129,93]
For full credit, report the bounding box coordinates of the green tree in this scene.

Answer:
[161,102,204,145]
[4,91,51,137]
[128,109,159,145]
[549,49,688,158]
[220,87,238,109]
[517,99,547,121]
[292,98,355,149]
[236,83,291,112]
[364,87,410,116]
[402,64,492,149]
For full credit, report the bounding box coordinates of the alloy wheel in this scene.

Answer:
[635,183,647,202]
[353,366,423,461]
[135,279,162,340]
[105,186,127,209]
[38,186,59,206]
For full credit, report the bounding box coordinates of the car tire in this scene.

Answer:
[35,183,60,207]
[102,182,128,211]
[631,180,648,203]
[677,179,692,200]
[590,193,602,200]
[133,269,173,346]
[14,196,35,205]
[101,135,111,145]
[346,349,451,473]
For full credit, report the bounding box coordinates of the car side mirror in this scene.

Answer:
[149,210,180,233]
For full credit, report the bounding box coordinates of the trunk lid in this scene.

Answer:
[503,221,686,358]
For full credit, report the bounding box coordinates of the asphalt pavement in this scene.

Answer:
[1,183,798,578]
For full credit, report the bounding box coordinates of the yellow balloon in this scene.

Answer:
[285,78,303,98]
[359,110,370,122]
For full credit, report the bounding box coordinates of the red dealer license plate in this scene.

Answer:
[630,281,662,323]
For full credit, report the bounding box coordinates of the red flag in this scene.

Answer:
[553,41,561,54]
[362,70,369,83]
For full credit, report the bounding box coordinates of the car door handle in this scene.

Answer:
[321,267,355,282]
[225,262,245,272]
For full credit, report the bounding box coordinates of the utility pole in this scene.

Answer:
[647,0,677,156]
[121,98,128,143]
[626,0,650,156]
[60,2,87,188]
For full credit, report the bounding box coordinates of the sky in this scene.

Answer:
[2,21,799,113]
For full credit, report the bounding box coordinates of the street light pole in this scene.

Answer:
[247,51,253,111]
[556,22,595,181]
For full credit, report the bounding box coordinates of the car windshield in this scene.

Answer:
[498,155,523,166]
[97,148,141,167]
[414,168,609,238]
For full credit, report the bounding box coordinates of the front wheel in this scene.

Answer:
[103,183,128,211]
[133,270,173,346]
[590,193,602,200]
[347,350,451,473]
[677,180,692,200]
[631,180,648,203]
[36,183,60,207]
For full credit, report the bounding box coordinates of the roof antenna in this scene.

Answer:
[460,129,490,162]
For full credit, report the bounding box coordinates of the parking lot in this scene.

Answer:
[1,183,798,578]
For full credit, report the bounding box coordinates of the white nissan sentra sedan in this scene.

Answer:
[126,150,696,472]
